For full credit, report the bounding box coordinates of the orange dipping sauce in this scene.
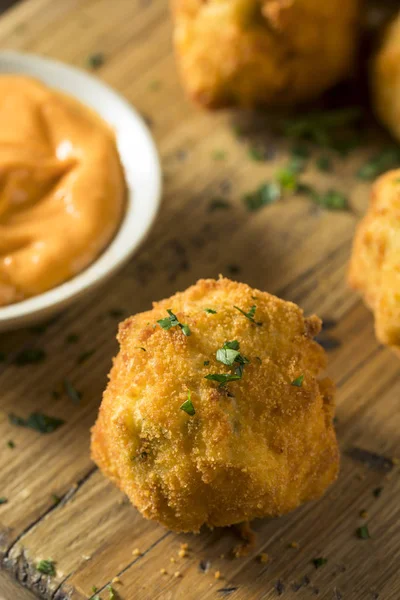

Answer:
[0,75,126,306]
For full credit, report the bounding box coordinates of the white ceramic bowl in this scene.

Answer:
[0,51,162,331]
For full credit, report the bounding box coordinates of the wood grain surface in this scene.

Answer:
[0,1,399,599]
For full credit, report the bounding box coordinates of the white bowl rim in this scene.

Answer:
[0,50,162,327]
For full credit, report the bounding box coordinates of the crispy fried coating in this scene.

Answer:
[170,0,361,109]
[371,11,400,141]
[91,278,339,532]
[349,170,400,351]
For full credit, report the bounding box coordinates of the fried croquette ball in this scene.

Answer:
[91,278,339,532]
[349,170,400,352]
[170,0,361,108]
[371,11,400,141]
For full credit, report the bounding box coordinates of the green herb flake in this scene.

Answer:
[373,486,383,498]
[291,375,304,387]
[204,308,217,314]
[291,144,310,159]
[157,309,191,337]
[13,348,46,366]
[92,586,99,594]
[205,373,242,386]
[77,349,95,365]
[0,497,8,505]
[52,494,61,505]
[211,150,227,161]
[66,333,79,344]
[234,304,262,326]
[36,559,56,576]
[312,557,328,569]
[283,108,362,146]
[203,360,210,366]
[243,182,281,211]
[108,585,117,600]
[63,379,81,404]
[86,52,104,69]
[308,189,348,211]
[216,341,249,371]
[9,412,65,434]
[7,440,15,449]
[208,197,231,211]
[357,147,400,181]
[180,391,195,416]
[356,525,371,540]
[248,146,265,162]
[316,155,332,172]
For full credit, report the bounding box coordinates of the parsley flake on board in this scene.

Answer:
[283,108,362,146]
[357,525,371,539]
[157,309,191,337]
[9,412,65,434]
[108,584,117,599]
[180,390,195,416]
[357,147,400,180]
[86,52,105,69]
[63,378,81,404]
[204,308,217,314]
[0,497,8,505]
[243,182,280,211]
[291,375,304,387]
[306,188,348,211]
[312,557,328,569]
[36,559,56,576]
[208,197,231,211]
[316,155,332,172]
[373,486,383,498]
[248,146,265,161]
[7,440,15,449]
[13,348,46,366]
[234,304,262,326]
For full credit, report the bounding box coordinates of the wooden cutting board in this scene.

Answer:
[0,1,399,599]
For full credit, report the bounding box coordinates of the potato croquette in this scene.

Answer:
[170,0,361,109]
[371,11,400,141]
[349,170,400,352]
[91,278,339,532]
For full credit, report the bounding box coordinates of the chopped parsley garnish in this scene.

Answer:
[108,586,117,600]
[283,108,362,146]
[373,486,383,498]
[216,340,249,369]
[212,150,227,160]
[157,309,191,336]
[307,188,348,211]
[14,348,46,366]
[203,360,210,366]
[9,412,65,434]
[234,304,262,326]
[52,494,61,505]
[208,197,231,211]
[36,559,56,576]
[291,375,304,387]
[243,182,280,211]
[180,391,195,416]
[77,349,95,365]
[312,557,328,569]
[316,155,332,172]
[276,158,306,192]
[63,379,81,404]
[0,497,8,505]
[248,146,265,161]
[7,440,15,449]
[356,525,370,539]
[204,308,217,314]
[357,147,400,180]
[205,373,242,386]
[291,144,310,159]
[86,52,104,69]
[92,586,99,594]
[109,308,125,318]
